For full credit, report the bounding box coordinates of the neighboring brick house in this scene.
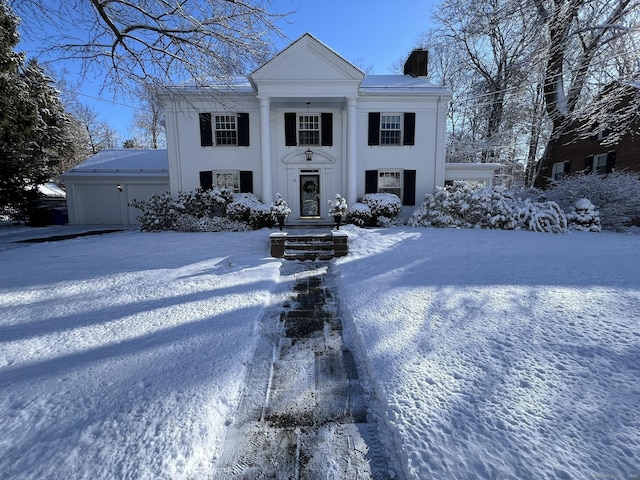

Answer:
[538,82,640,185]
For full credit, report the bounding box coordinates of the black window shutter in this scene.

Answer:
[285,113,297,146]
[239,171,253,193]
[563,161,571,174]
[368,112,380,146]
[365,170,378,194]
[403,113,416,146]
[199,171,213,191]
[237,113,250,146]
[199,113,213,147]
[402,170,416,206]
[606,151,616,173]
[583,155,594,174]
[321,112,333,146]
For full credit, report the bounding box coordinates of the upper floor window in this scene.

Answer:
[199,112,250,147]
[380,114,402,145]
[298,114,320,146]
[368,112,415,146]
[215,115,237,145]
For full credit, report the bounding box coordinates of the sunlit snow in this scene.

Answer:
[1,225,638,479]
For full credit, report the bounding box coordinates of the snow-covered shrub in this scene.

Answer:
[466,186,520,230]
[249,203,275,230]
[516,200,567,233]
[226,193,263,223]
[566,198,601,232]
[130,192,178,232]
[270,193,291,217]
[408,181,478,228]
[346,202,372,227]
[542,171,640,230]
[361,193,402,225]
[172,215,250,232]
[409,181,568,233]
[328,194,348,216]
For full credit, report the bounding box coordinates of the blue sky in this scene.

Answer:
[19,0,436,142]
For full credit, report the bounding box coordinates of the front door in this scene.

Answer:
[300,171,320,218]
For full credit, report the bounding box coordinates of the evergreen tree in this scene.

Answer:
[0,0,74,220]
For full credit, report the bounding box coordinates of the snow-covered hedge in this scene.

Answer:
[541,171,640,230]
[346,193,402,227]
[346,202,372,227]
[409,181,568,233]
[130,189,274,232]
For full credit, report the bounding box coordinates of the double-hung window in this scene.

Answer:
[199,112,249,147]
[298,114,320,146]
[380,114,402,145]
[368,112,415,146]
[378,170,402,197]
[214,115,237,145]
[593,153,608,175]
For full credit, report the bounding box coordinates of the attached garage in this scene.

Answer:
[61,149,169,226]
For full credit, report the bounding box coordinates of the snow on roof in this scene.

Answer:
[62,149,169,178]
[360,75,452,96]
[38,182,66,198]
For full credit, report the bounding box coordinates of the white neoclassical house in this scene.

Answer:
[63,33,499,225]
[161,33,497,225]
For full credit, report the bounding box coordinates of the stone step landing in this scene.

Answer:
[270,231,348,260]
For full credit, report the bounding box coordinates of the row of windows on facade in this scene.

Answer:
[198,112,417,148]
[551,151,616,180]
[198,169,417,206]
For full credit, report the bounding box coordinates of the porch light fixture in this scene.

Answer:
[116,184,123,192]
[305,148,313,161]
[305,102,313,161]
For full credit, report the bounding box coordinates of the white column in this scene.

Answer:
[259,96,273,202]
[346,97,358,206]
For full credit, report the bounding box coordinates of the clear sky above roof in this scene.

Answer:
[18,0,436,141]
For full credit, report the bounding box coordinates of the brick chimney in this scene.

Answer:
[404,49,428,77]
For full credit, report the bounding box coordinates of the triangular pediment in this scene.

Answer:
[249,34,364,95]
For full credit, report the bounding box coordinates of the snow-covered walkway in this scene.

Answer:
[214,261,403,479]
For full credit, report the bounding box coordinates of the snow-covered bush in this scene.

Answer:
[249,203,274,230]
[270,193,291,217]
[409,181,568,233]
[566,198,601,232]
[130,192,178,232]
[346,202,372,227]
[131,189,272,232]
[328,194,348,216]
[171,214,250,232]
[361,193,402,226]
[516,199,567,233]
[542,171,640,230]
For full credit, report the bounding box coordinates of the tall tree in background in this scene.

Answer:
[532,0,640,184]
[11,0,288,93]
[131,81,166,149]
[0,0,74,219]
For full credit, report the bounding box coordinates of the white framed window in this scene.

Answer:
[213,171,240,192]
[380,114,402,145]
[552,161,567,180]
[593,153,607,175]
[378,170,402,198]
[214,114,237,145]
[298,114,320,146]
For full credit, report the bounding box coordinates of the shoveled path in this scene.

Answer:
[213,261,403,479]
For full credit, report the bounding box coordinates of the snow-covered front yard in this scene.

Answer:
[1,226,638,479]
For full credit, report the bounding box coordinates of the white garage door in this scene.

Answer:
[77,184,123,224]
